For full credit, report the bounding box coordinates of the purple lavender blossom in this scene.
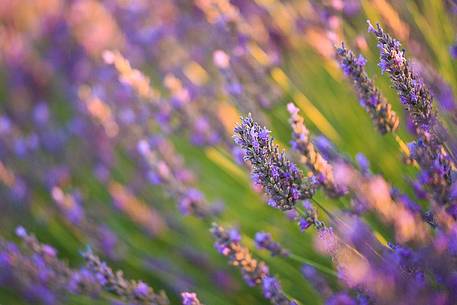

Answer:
[301,264,332,298]
[299,218,312,232]
[368,21,454,205]
[82,249,169,305]
[181,292,203,305]
[211,224,269,287]
[336,43,399,134]
[234,114,316,211]
[2,227,102,303]
[288,103,342,198]
[254,232,288,257]
[262,276,298,305]
[355,153,370,176]
[450,43,457,59]
[368,21,433,128]
[326,293,356,305]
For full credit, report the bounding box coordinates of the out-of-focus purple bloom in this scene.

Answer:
[179,188,205,216]
[211,224,268,287]
[336,43,399,134]
[411,59,457,113]
[299,218,312,232]
[450,43,457,59]
[301,264,332,298]
[313,136,345,163]
[326,292,357,305]
[288,103,342,197]
[0,115,11,134]
[254,232,288,256]
[33,102,50,126]
[181,291,203,305]
[82,248,169,305]
[134,281,150,298]
[16,226,27,238]
[355,153,370,176]
[262,276,298,305]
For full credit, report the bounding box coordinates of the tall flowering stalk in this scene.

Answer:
[1,227,101,304]
[211,224,268,287]
[368,22,433,128]
[335,43,399,134]
[211,224,297,305]
[233,114,316,211]
[368,21,454,205]
[82,249,169,305]
[287,103,342,198]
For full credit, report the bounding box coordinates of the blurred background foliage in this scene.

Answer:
[0,0,456,304]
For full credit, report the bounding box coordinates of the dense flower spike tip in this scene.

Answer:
[181,292,203,305]
[287,103,342,197]
[335,43,399,134]
[82,249,169,305]
[211,224,268,287]
[234,114,316,210]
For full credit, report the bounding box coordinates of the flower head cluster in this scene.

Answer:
[287,103,342,197]
[234,114,316,210]
[82,249,169,305]
[335,43,399,134]
[254,232,289,257]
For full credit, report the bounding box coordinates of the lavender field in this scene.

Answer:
[1,1,457,304]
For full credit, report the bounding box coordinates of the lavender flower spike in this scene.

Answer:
[262,276,298,305]
[211,224,298,305]
[181,292,203,305]
[82,249,169,305]
[288,103,342,198]
[368,21,454,204]
[335,43,399,134]
[255,232,289,257]
[234,114,316,210]
[367,21,432,129]
[211,224,268,287]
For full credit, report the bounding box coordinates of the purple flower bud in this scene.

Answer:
[450,43,457,59]
[181,292,202,305]
[42,245,57,257]
[134,281,150,297]
[299,218,312,231]
[15,226,27,238]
